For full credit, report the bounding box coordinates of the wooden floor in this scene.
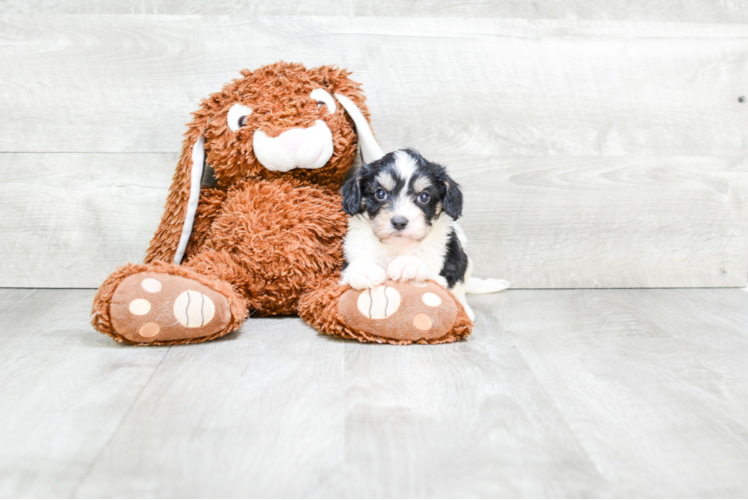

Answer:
[1,288,748,497]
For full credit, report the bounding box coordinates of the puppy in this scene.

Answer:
[339,148,509,321]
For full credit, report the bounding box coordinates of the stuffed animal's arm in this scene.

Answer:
[182,187,228,260]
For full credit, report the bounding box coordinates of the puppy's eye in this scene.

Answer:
[227,103,253,132]
[375,189,388,201]
[417,192,430,204]
[310,88,337,113]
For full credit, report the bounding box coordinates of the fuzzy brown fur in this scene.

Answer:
[183,187,228,258]
[145,63,365,264]
[184,178,347,315]
[91,61,473,345]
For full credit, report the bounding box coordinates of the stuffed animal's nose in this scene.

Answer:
[391,216,408,231]
[278,129,304,154]
[253,120,334,172]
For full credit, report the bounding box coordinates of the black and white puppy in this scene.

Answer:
[339,148,509,320]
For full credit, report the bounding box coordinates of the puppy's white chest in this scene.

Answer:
[344,212,456,281]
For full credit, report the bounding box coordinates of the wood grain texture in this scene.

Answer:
[452,155,748,288]
[0,288,168,498]
[1,14,747,288]
[477,288,748,496]
[0,153,171,287]
[2,153,745,288]
[1,16,746,156]
[1,0,747,23]
[74,317,348,498]
[3,288,748,497]
[338,330,607,497]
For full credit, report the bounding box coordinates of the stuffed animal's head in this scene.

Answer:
[189,62,376,189]
[146,62,383,264]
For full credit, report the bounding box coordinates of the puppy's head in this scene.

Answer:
[341,149,463,246]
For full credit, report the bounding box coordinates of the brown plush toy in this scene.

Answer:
[91,62,472,346]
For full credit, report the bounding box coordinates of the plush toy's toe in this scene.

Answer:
[298,279,473,345]
[92,263,247,345]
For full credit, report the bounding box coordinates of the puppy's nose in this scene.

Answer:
[391,216,408,231]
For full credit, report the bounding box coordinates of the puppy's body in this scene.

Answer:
[340,149,508,320]
[343,200,463,287]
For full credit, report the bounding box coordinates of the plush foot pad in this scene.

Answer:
[338,280,459,343]
[109,272,233,344]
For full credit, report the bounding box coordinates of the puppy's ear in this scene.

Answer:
[442,174,463,220]
[341,172,363,216]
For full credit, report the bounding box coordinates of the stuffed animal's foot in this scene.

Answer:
[92,263,247,345]
[109,272,234,344]
[338,280,471,343]
[298,279,472,345]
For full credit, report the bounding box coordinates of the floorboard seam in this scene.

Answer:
[69,346,172,498]
[508,330,611,491]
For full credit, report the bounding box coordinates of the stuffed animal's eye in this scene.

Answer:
[375,189,388,201]
[310,88,336,113]
[227,103,253,132]
[417,192,430,204]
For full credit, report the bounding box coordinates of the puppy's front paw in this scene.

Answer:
[341,262,388,290]
[387,256,430,282]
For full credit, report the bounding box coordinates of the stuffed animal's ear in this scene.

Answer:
[334,93,384,165]
[340,172,363,216]
[442,174,463,220]
[144,128,206,265]
[173,135,205,264]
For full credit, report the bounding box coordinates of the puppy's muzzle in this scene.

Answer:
[253,120,334,172]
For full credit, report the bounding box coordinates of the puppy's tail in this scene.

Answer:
[465,277,511,294]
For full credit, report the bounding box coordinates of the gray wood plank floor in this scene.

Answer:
[2,288,748,497]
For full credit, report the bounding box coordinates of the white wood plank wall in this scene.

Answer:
[0,9,747,288]
[3,0,748,22]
